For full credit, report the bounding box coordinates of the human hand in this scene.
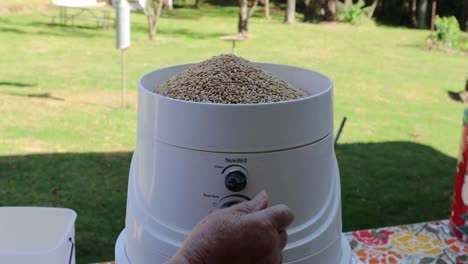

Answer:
[166,191,294,264]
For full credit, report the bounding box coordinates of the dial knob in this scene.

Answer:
[224,166,247,192]
[218,194,250,209]
[220,200,242,208]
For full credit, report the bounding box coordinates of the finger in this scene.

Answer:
[230,190,268,213]
[251,190,269,211]
[278,230,288,250]
[253,204,294,231]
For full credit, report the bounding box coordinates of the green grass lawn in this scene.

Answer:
[1,3,467,263]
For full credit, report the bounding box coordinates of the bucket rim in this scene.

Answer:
[0,206,77,255]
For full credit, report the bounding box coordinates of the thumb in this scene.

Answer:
[248,204,295,232]
[230,190,269,214]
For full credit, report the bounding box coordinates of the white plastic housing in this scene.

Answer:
[136,63,332,153]
[116,63,349,263]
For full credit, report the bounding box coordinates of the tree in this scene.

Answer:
[285,0,296,23]
[142,0,164,41]
[322,0,338,21]
[462,0,468,30]
[410,0,417,27]
[162,0,173,9]
[248,0,259,17]
[303,0,319,21]
[194,0,201,8]
[238,0,262,34]
[430,0,436,37]
[417,0,428,28]
[303,0,312,21]
[304,0,337,22]
[168,0,173,9]
[247,0,270,19]
[368,0,379,18]
[344,0,352,9]
[264,0,270,19]
[239,0,249,34]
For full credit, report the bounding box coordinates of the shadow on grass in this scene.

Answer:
[0,27,27,34]
[0,91,123,109]
[33,22,108,38]
[26,93,65,101]
[1,91,65,101]
[132,24,226,39]
[336,141,455,231]
[162,4,240,19]
[0,17,108,38]
[0,141,456,261]
[3,17,225,40]
[0,151,132,263]
[447,90,468,104]
[447,91,463,103]
[0,81,36,87]
[158,27,226,39]
[399,43,428,50]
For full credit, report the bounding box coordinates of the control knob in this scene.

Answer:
[223,166,247,192]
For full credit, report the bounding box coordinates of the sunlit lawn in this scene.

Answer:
[0,3,467,263]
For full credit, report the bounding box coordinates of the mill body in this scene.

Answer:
[115,63,351,264]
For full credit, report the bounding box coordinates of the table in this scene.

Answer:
[345,220,468,263]
[219,34,248,54]
[93,220,468,264]
[46,3,114,29]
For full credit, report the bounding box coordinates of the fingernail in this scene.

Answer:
[256,190,268,200]
[251,190,268,210]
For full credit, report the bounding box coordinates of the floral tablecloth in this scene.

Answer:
[345,220,468,264]
[94,220,468,264]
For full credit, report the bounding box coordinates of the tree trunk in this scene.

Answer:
[154,0,163,34]
[320,0,337,21]
[161,0,172,9]
[238,0,248,34]
[304,0,319,22]
[344,0,352,10]
[304,0,311,21]
[146,0,163,41]
[147,16,155,41]
[430,0,436,37]
[194,0,200,8]
[417,0,428,28]
[285,0,295,24]
[248,0,259,17]
[329,0,338,20]
[410,0,417,27]
[462,0,468,31]
[368,0,379,18]
[146,0,156,41]
[264,0,270,19]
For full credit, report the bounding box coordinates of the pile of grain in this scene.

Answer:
[153,54,307,104]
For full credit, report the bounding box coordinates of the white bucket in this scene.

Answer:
[0,207,77,264]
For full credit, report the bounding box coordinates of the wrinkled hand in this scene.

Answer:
[166,191,295,264]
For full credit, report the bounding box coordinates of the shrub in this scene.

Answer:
[337,1,374,26]
[434,16,462,48]
[460,36,468,51]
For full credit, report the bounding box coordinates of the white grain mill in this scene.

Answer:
[115,63,352,263]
